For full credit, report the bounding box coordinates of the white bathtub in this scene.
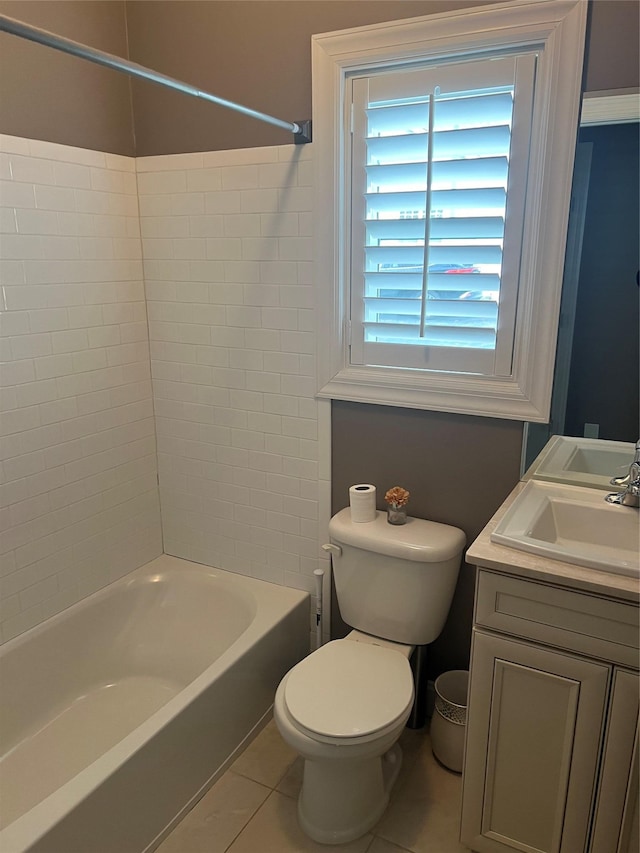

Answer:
[0,555,310,853]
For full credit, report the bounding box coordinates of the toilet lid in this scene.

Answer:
[284,640,414,740]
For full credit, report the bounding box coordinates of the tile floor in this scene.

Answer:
[156,718,470,853]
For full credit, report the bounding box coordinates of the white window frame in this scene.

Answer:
[312,0,588,422]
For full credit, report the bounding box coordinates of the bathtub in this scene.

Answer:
[0,555,310,853]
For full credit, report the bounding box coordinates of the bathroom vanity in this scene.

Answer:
[460,481,639,853]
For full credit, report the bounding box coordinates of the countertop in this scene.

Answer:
[467,482,640,604]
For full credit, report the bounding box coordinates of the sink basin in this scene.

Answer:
[525,436,634,490]
[491,481,639,577]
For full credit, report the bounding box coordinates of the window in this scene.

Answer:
[313,0,588,421]
[350,54,533,376]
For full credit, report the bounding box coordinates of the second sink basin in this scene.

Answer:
[491,481,639,577]
[525,435,635,490]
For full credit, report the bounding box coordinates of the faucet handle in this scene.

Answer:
[610,472,630,487]
[610,439,640,486]
[605,482,640,507]
[606,441,640,506]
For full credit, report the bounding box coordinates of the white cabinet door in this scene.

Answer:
[460,630,610,853]
[590,669,639,853]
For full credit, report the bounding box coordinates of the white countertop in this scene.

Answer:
[467,482,640,604]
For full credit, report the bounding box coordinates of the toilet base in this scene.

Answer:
[297,742,403,845]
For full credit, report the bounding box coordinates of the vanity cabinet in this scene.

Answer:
[460,569,639,853]
[590,668,639,853]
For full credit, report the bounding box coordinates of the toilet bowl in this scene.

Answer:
[274,635,414,844]
[274,508,466,844]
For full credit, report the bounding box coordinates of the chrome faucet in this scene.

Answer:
[606,440,640,508]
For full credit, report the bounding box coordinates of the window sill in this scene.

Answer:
[317,365,552,422]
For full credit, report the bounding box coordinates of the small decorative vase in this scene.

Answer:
[387,504,407,525]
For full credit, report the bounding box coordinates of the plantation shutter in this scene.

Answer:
[349,53,536,375]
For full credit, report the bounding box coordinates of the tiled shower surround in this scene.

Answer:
[0,135,326,643]
[138,145,324,591]
[0,136,162,643]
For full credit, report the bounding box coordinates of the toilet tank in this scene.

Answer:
[328,508,466,646]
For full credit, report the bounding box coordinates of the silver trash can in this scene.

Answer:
[430,670,469,773]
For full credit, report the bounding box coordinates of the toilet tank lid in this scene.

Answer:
[329,508,466,562]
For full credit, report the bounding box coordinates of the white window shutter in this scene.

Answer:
[349,54,535,375]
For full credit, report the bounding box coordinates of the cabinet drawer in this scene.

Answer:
[475,571,639,668]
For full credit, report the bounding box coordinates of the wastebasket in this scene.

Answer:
[430,669,468,773]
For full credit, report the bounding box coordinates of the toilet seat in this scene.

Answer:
[283,639,414,745]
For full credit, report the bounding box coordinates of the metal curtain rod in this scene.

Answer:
[0,14,312,144]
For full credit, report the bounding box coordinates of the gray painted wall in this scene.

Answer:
[0,0,134,155]
[1,1,638,155]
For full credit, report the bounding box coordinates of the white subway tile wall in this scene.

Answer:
[0,136,328,648]
[0,135,163,643]
[137,145,325,613]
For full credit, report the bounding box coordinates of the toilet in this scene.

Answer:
[274,507,466,844]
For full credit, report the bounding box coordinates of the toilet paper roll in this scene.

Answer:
[349,484,377,523]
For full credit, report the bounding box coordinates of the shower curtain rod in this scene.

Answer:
[0,13,312,144]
